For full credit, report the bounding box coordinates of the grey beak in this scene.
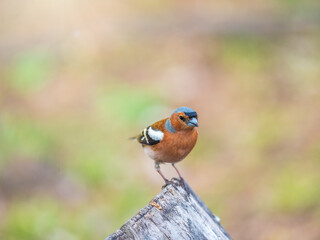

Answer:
[187,118,198,127]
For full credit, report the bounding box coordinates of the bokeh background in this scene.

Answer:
[1,1,320,239]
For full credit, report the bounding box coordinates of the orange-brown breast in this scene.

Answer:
[150,127,198,163]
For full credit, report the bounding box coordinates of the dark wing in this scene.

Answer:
[137,126,164,146]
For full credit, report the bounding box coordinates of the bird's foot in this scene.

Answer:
[172,177,181,183]
[161,179,173,189]
[172,177,187,189]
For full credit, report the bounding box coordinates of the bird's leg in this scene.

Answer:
[172,163,187,189]
[172,163,183,180]
[155,162,170,184]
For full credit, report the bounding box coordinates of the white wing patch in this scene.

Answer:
[147,127,164,141]
[138,126,163,145]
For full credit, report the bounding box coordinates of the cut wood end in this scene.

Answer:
[106,178,231,240]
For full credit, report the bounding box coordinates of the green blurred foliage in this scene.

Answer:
[3,200,61,240]
[96,84,162,125]
[6,49,54,94]
[220,37,272,73]
[0,115,56,166]
[271,167,320,213]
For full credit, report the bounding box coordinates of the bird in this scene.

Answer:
[132,106,198,184]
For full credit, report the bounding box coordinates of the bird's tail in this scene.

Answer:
[128,136,137,141]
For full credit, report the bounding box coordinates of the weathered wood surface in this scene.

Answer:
[106,179,231,240]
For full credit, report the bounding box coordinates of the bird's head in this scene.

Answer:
[170,106,198,131]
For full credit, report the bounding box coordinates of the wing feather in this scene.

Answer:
[137,126,164,145]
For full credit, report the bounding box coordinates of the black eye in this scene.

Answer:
[179,116,185,121]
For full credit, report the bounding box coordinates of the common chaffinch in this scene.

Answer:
[133,107,198,184]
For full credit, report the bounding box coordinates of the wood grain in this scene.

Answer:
[106,179,231,240]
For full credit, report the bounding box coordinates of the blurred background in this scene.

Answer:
[1,0,320,239]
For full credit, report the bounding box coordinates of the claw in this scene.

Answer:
[172,177,180,181]
[179,178,187,190]
[162,180,173,189]
[171,177,186,189]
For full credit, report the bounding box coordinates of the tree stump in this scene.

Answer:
[106,179,232,240]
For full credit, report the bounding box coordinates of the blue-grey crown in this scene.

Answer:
[172,106,197,118]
